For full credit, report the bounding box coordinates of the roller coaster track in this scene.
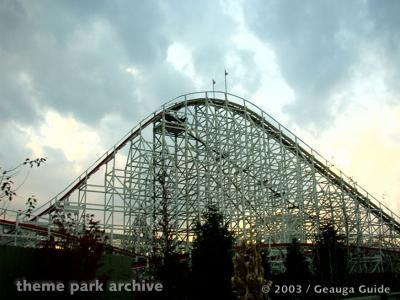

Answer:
[0,218,137,257]
[30,93,400,237]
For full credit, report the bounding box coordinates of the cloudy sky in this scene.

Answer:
[1,0,399,215]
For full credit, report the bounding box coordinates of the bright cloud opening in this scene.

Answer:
[166,42,201,87]
[25,110,103,163]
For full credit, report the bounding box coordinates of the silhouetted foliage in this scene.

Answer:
[284,238,311,285]
[41,203,107,281]
[150,253,190,300]
[191,205,235,300]
[314,223,348,285]
[144,170,189,300]
[260,247,272,280]
[21,195,37,220]
[0,158,46,215]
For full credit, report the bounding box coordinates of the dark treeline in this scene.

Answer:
[2,206,400,300]
[136,208,400,300]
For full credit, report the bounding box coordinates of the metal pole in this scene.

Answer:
[224,69,228,94]
[212,79,216,99]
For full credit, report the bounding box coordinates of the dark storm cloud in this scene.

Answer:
[3,0,398,136]
[1,0,399,210]
[0,0,175,125]
[1,0,261,130]
[0,0,40,126]
[0,0,255,204]
[365,0,400,98]
[243,0,367,128]
[243,0,400,130]
[160,0,263,94]
[0,1,167,205]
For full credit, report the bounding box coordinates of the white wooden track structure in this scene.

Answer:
[1,91,399,273]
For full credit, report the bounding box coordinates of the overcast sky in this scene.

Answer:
[1,0,399,215]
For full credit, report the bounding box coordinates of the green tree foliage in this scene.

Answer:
[191,205,235,300]
[232,241,268,300]
[314,223,348,285]
[284,238,311,285]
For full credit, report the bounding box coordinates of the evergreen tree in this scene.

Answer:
[260,247,272,280]
[284,238,311,285]
[191,205,235,300]
[314,223,348,285]
[147,169,189,300]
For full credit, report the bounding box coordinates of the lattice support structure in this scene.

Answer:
[3,91,400,273]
